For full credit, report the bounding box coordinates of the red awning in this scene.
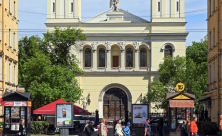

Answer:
[33,99,91,115]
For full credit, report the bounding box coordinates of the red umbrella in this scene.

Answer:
[33,99,91,115]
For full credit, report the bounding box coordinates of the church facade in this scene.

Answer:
[45,0,188,118]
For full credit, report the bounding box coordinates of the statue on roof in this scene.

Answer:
[110,0,119,11]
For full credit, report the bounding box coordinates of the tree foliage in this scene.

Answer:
[144,37,208,109]
[18,27,86,109]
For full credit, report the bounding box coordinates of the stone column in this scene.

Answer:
[134,50,139,71]
[120,50,125,71]
[92,50,97,71]
[106,50,111,71]
[80,50,83,69]
[149,50,151,71]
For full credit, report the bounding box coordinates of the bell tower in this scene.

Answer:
[46,0,81,23]
[150,0,185,22]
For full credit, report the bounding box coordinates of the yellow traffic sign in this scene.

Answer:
[176,83,185,92]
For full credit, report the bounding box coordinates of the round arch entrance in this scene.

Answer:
[103,88,127,119]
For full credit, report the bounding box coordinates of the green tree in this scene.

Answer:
[23,52,82,109]
[18,36,43,87]
[18,26,86,109]
[144,37,208,109]
[43,26,87,66]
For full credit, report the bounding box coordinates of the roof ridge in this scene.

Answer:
[119,9,149,22]
[83,9,113,23]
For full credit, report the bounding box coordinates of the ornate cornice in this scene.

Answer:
[5,55,9,59]
[9,58,14,62]
[13,60,18,64]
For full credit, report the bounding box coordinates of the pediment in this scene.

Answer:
[83,9,149,23]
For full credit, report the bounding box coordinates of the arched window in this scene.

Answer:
[99,48,105,67]
[85,48,91,67]
[140,48,147,67]
[164,45,173,57]
[126,48,133,67]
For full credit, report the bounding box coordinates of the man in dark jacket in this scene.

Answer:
[113,116,118,135]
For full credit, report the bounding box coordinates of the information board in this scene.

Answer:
[132,104,149,128]
[55,103,73,128]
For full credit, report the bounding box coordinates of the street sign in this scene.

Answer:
[176,83,185,92]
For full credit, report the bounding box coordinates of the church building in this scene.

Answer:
[45,0,188,119]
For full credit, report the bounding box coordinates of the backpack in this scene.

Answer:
[85,125,91,134]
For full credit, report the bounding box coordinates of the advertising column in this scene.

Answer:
[132,104,149,128]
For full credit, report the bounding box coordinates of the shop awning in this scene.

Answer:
[199,97,211,102]
[33,99,91,115]
[169,100,194,108]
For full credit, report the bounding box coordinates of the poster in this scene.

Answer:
[56,103,73,128]
[132,105,148,127]
[11,107,20,118]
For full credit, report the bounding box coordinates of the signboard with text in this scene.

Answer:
[55,103,73,128]
[4,101,27,106]
[132,104,149,128]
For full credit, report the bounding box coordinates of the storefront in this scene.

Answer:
[166,92,195,135]
[2,92,33,136]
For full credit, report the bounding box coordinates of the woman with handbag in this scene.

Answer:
[19,119,26,136]
[115,119,125,136]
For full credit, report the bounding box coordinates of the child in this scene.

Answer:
[124,122,131,136]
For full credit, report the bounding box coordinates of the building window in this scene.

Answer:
[53,2,55,12]
[14,2,16,18]
[209,0,211,16]
[9,29,11,47]
[5,26,6,44]
[9,0,11,13]
[14,64,16,84]
[140,48,147,67]
[126,48,133,67]
[164,45,173,57]
[213,62,215,82]
[0,57,2,81]
[213,28,215,46]
[209,31,211,49]
[221,56,222,79]
[213,100,215,118]
[158,2,160,12]
[213,0,215,11]
[71,2,73,12]
[99,48,105,67]
[5,59,7,81]
[13,33,15,49]
[209,65,211,83]
[9,62,11,83]
[177,1,179,11]
[85,48,91,67]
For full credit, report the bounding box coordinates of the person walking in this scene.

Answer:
[180,120,187,136]
[190,117,198,136]
[113,116,118,136]
[186,120,191,136]
[97,122,100,136]
[115,119,124,136]
[123,122,131,136]
[19,119,26,136]
[86,121,95,136]
[220,115,222,136]
[158,118,163,136]
[144,119,151,136]
[99,119,108,136]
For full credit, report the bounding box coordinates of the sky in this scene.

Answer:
[18,0,207,47]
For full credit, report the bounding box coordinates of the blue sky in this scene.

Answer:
[18,0,207,47]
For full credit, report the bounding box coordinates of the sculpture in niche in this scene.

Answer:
[118,42,126,50]
[82,97,88,110]
[133,41,140,50]
[91,42,99,50]
[105,41,112,50]
[110,0,119,11]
